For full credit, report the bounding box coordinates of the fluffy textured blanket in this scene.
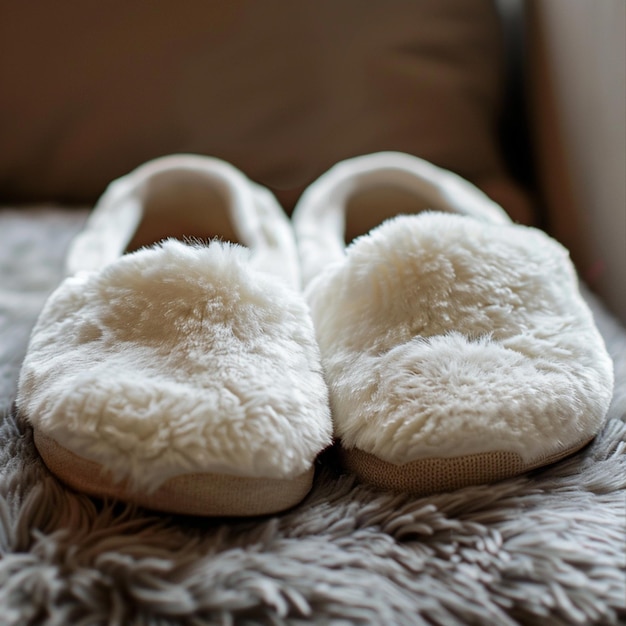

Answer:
[0,208,624,625]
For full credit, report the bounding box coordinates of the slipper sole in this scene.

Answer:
[34,430,315,517]
[340,436,594,494]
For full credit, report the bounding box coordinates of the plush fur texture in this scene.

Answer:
[1,208,624,625]
[17,239,331,490]
[293,153,614,467]
[15,155,332,493]
[305,213,613,464]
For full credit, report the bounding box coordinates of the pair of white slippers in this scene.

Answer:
[16,153,614,516]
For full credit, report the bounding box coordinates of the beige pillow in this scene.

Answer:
[0,0,532,221]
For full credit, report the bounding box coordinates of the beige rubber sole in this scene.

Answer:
[34,430,315,517]
[341,437,594,494]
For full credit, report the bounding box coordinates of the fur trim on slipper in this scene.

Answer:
[292,152,614,494]
[17,155,332,516]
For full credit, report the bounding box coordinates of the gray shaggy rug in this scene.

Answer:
[0,208,624,626]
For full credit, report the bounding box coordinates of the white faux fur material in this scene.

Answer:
[293,152,614,466]
[16,156,332,491]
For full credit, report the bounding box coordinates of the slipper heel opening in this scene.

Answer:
[344,185,434,244]
[126,168,241,251]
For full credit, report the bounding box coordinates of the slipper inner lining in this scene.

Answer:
[344,185,445,244]
[127,171,240,251]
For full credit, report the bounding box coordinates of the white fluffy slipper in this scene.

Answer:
[17,155,332,516]
[292,152,614,494]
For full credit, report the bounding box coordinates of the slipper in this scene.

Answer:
[16,154,332,516]
[292,152,614,494]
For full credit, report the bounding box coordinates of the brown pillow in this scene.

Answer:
[0,0,532,221]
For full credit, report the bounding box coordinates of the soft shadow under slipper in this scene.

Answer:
[17,155,332,516]
[292,152,614,494]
